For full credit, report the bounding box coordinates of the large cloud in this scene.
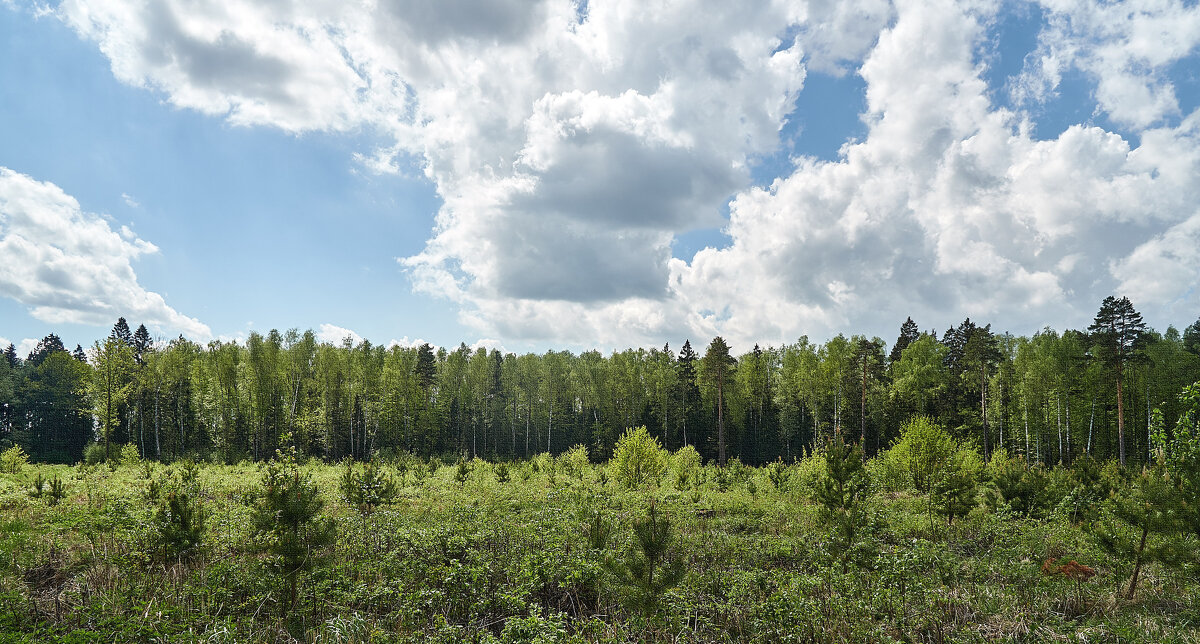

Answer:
[0,167,211,339]
[50,0,1200,349]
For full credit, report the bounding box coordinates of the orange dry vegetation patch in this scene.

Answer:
[1041,558,1097,582]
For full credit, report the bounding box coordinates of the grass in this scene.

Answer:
[0,455,1197,643]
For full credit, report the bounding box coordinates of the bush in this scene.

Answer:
[118,443,141,467]
[984,450,1048,517]
[560,444,591,479]
[671,444,702,489]
[932,447,982,524]
[83,443,106,465]
[1,445,27,475]
[339,460,398,515]
[611,427,668,489]
[888,416,954,492]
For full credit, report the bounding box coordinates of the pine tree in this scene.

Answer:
[3,344,17,369]
[72,345,87,362]
[603,503,685,615]
[252,447,336,612]
[1090,467,1189,599]
[1088,296,1148,466]
[815,436,874,571]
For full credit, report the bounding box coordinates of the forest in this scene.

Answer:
[3,296,1199,469]
[1,295,1199,642]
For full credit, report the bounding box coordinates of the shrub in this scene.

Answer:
[611,427,668,489]
[1,445,27,475]
[560,444,591,479]
[83,443,106,465]
[495,461,511,484]
[984,450,1048,517]
[454,457,471,487]
[671,445,702,489]
[932,447,982,525]
[339,460,398,515]
[888,415,954,492]
[118,443,141,467]
[767,458,792,491]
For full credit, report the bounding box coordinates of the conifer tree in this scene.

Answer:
[252,447,336,611]
[1088,296,1147,466]
[815,436,873,571]
[603,503,685,615]
[701,337,736,465]
[1090,467,1189,599]
[890,316,920,363]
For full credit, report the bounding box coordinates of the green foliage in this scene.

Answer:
[83,443,106,465]
[154,488,206,561]
[671,445,701,489]
[1,445,28,474]
[610,426,667,489]
[984,450,1047,516]
[560,444,591,480]
[932,447,982,524]
[454,457,471,487]
[252,448,336,610]
[494,461,511,484]
[27,471,67,506]
[582,508,614,551]
[767,458,791,490]
[118,443,141,467]
[889,415,955,492]
[1090,466,1193,599]
[815,437,875,570]
[1152,381,1200,537]
[603,503,684,615]
[339,460,398,515]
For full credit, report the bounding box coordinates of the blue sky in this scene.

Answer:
[2,0,1199,357]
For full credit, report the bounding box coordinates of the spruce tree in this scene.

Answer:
[890,316,920,363]
[701,337,736,465]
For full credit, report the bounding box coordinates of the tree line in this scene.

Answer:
[2,296,1199,467]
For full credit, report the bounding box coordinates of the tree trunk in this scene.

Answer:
[717,371,726,466]
[1127,526,1149,600]
[1117,364,1127,466]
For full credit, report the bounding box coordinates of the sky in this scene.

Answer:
[2,0,1199,358]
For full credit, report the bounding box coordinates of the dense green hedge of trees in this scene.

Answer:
[3,297,1199,467]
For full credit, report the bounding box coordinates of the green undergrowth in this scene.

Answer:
[1,455,1197,643]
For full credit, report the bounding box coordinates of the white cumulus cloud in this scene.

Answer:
[0,167,211,340]
[47,0,1200,350]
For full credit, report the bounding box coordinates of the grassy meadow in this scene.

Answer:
[1,440,1198,644]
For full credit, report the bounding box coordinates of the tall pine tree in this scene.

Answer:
[1088,296,1147,466]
